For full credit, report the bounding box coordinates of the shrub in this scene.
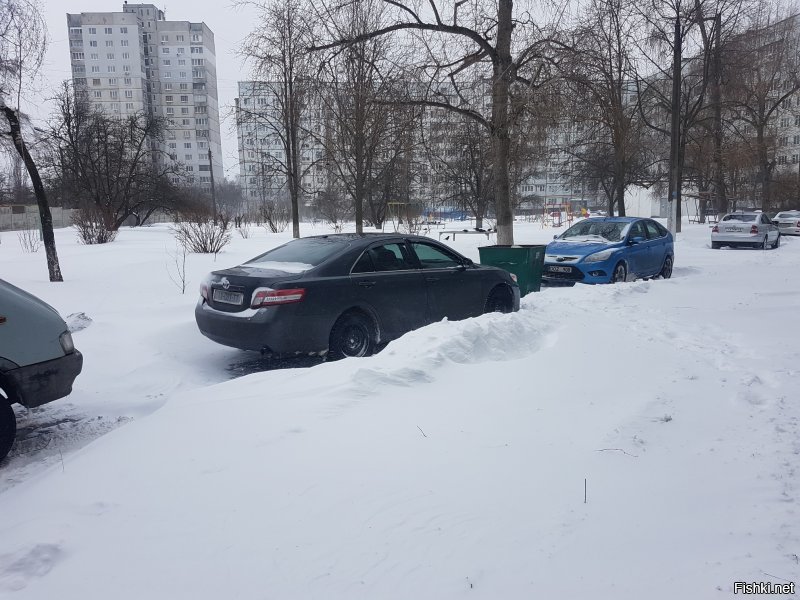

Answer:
[73,206,118,245]
[172,212,232,254]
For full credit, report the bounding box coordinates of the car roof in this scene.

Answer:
[301,233,433,242]
[580,216,639,223]
[723,211,761,216]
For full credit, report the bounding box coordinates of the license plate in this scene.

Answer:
[548,265,572,273]
[212,289,244,305]
[725,227,742,232]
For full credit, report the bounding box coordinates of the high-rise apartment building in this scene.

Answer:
[67,2,223,187]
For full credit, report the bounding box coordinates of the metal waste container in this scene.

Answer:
[478,244,547,296]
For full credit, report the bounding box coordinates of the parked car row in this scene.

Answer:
[771,210,800,236]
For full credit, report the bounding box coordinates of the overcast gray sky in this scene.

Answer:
[39,0,258,178]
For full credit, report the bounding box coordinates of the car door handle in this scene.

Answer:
[358,281,376,288]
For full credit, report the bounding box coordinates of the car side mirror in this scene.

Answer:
[462,258,474,268]
[629,236,646,245]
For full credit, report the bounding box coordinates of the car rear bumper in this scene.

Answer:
[711,233,763,244]
[194,300,331,355]
[777,225,800,235]
[5,351,83,408]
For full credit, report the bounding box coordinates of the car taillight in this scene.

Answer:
[750,225,759,234]
[251,287,306,308]
[796,220,800,227]
[712,225,718,233]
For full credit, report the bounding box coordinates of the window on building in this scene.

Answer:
[104,27,113,34]
[199,164,210,172]
[88,27,97,34]
[124,77,132,84]
[125,102,135,110]
[89,40,98,47]
[196,118,208,126]
[120,27,128,34]
[69,27,82,36]
[181,107,189,115]
[177,59,186,66]
[120,40,129,47]
[108,65,116,73]
[108,78,117,85]
[181,118,191,125]
[778,155,787,165]
[165,95,173,102]
[191,47,203,54]
[110,91,119,99]
[90,52,99,60]
[162,47,169,54]
[794,155,799,164]
[179,83,188,90]
[91,65,100,73]
[94,90,102,98]
[176,35,184,42]
[92,78,101,85]
[184,131,191,138]
[177,47,185,55]
[166,107,174,114]
[781,117,790,128]
[191,34,201,42]
[122,52,130,59]
[180,95,188,102]
[164,83,172,90]
[185,154,193,160]
[163,71,172,78]
[125,90,133,98]
[71,52,84,60]
[192,59,204,66]
[179,71,187,79]
[197,141,207,149]
[107,53,115,60]
[161,35,169,42]
[184,143,192,149]
[185,165,194,172]
[163,59,171,66]
[105,40,113,47]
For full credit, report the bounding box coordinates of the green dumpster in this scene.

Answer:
[478,244,547,296]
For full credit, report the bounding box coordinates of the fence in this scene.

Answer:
[0,206,75,232]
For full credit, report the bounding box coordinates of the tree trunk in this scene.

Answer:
[491,0,515,246]
[710,12,727,214]
[667,15,682,235]
[3,106,63,282]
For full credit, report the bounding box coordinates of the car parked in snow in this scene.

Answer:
[0,279,83,461]
[771,210,800,236]
[542,217,674,285]
[711,212,781,249]
[195,233,520,359]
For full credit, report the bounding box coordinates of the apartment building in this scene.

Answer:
[67,2,223,187]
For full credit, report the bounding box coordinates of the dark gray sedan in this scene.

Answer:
[195,233,520,359]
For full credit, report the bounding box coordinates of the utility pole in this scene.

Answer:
[208,148,217,225]
[668,15,682,235]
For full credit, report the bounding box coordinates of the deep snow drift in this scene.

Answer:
[0,220,798,599]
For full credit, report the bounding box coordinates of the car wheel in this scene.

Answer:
[0,400,16,462]
[484,285,513,314]
[659,255,673,279]
[611,262,627,283]
[711,241,721,249]
[772,234,781,249]
[328,312,375,360]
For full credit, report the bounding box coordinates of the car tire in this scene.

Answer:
[484,286,514,314]
[711,241,721,249]
[772,234,781,249]
[659,255,673,279]
[611,262,627,283]
[328,312,375,360]
[0,400,16,462]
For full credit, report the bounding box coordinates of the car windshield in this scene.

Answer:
[560,220,629,242]
[777,212,800,218]
[245,237,349,271]
[722,214,757,222]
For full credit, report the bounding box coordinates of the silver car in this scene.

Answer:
[772,210,800,236]
[711,212,780,249]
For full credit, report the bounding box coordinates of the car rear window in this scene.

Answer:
[722,214,757,222]
[245,237,349,270]
[777,212,800,218]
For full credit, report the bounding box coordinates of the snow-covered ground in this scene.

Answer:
[0,220,798,598]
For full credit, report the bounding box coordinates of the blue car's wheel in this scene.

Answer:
[659,255,673,279]
[611,262,627,283]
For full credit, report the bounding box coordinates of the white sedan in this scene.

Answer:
[772,210,800,236]
[711,212,780,249]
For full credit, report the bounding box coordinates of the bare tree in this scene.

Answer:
[50,82,179,236]
[239,0,318,239]
[309,0,566,245]
[0,0,62,281]
[723,6,800,211]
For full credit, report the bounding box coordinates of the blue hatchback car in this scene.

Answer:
[542,217,674,285]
